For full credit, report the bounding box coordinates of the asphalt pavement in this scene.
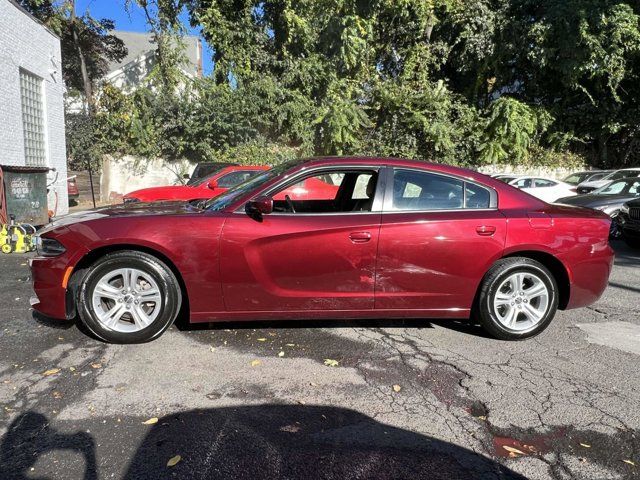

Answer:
[0,241,639,479]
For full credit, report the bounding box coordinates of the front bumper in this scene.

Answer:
[30,254,74,320]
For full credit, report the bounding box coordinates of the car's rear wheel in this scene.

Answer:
[477,258,558,340]
[77,251,181,344]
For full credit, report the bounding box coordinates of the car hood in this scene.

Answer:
[555,194,637,208]
[39,201,204,234]
[577,179,609,189]
[125,185,206,201]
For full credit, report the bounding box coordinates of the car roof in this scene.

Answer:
[228,156,547,210]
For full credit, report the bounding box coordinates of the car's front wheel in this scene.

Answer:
[77,251,182,344]
[476,258,559,340]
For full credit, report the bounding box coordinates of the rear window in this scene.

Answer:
[390,169,492,211]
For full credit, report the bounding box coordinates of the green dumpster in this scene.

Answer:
[0,165,49,225]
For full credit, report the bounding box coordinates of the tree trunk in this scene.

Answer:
[70,0,96,208]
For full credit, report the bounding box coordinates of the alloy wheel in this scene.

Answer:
[91,268,162,333]
[492,272,550,332]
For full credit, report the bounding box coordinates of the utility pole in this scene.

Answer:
[70,0,97,208]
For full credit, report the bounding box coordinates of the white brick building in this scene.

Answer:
[0,0,68,216]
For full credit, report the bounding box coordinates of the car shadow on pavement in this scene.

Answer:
[611,240,640,267]
[0,406,526,480]
[175,317,495,339]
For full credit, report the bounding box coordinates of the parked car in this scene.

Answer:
[556,177,640,238]
[491,174,523,183]
[186,162,239,186]
[616,199,640,248]
[67,176,79,205]
[562,170,611,186]
[123,166,270,204]
[577,168,640,194]
[508,176,576,203]
[30,157,613,344]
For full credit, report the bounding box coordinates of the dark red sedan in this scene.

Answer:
[30,157,614,344]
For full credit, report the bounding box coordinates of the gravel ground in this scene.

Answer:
[0,241,639,480]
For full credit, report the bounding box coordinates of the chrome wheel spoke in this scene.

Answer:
[524,281,546,300]
[502,306,518,327]
[130,305,152,328]
[94,282,121,301]
[522,303,543,323]
[139,288,161,303]
[100,304,126,328]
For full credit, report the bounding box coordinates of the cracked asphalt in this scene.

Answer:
[1,241,639,479]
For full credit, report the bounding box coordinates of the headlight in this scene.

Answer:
[621,203,630,214]
[123,197,140,205]
[36,236,66,257]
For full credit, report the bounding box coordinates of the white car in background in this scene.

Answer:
[508,176,577,203]
[577,168,640,194]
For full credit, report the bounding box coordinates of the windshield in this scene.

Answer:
[593,179,640,195]
[202,160,299,211]
[190,173,216,187]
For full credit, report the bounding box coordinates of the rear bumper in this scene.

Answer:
[564,242,615,309]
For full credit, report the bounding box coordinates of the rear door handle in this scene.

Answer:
[349,231,372,243]
[476,225,496,236]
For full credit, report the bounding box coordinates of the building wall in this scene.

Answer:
[0,0,68,216]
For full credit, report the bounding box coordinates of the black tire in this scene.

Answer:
[77,251,182,344]
[476,257,559,340]
[622,234,640,250]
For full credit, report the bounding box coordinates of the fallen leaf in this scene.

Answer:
[477,415,487,421]
[579,443,591,448]
[392,384,402,393]
[502,446,527,456]
[209,346,216,352]
[43,368,60,376]
[167,455,182,467]
[623,460,635,466]
[324,359,339,367]
[250,360,262,367]
[143,417,158,425]
[90,363,102,369]
[69,367,76,372]
[52,391,62,399]
[278,351,285,358]
[257,338,267,342]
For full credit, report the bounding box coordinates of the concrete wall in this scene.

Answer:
[100,156,195,202]
[0,0,68,216]
[478,164,586,181]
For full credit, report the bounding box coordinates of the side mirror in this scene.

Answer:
[246,195,273,216]
[207,179,219,190]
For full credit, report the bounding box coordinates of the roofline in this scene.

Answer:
[6,0,60,39]
[112,29,202,42]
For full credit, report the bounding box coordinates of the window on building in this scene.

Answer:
[19,69,47,166]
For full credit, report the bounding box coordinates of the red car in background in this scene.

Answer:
[31,157,613,344]
[123,166,270,204]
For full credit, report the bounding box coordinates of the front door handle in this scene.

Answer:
[349,231,372,243]
[476,225,496,236]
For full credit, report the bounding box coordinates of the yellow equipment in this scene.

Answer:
[0,215,36,254]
